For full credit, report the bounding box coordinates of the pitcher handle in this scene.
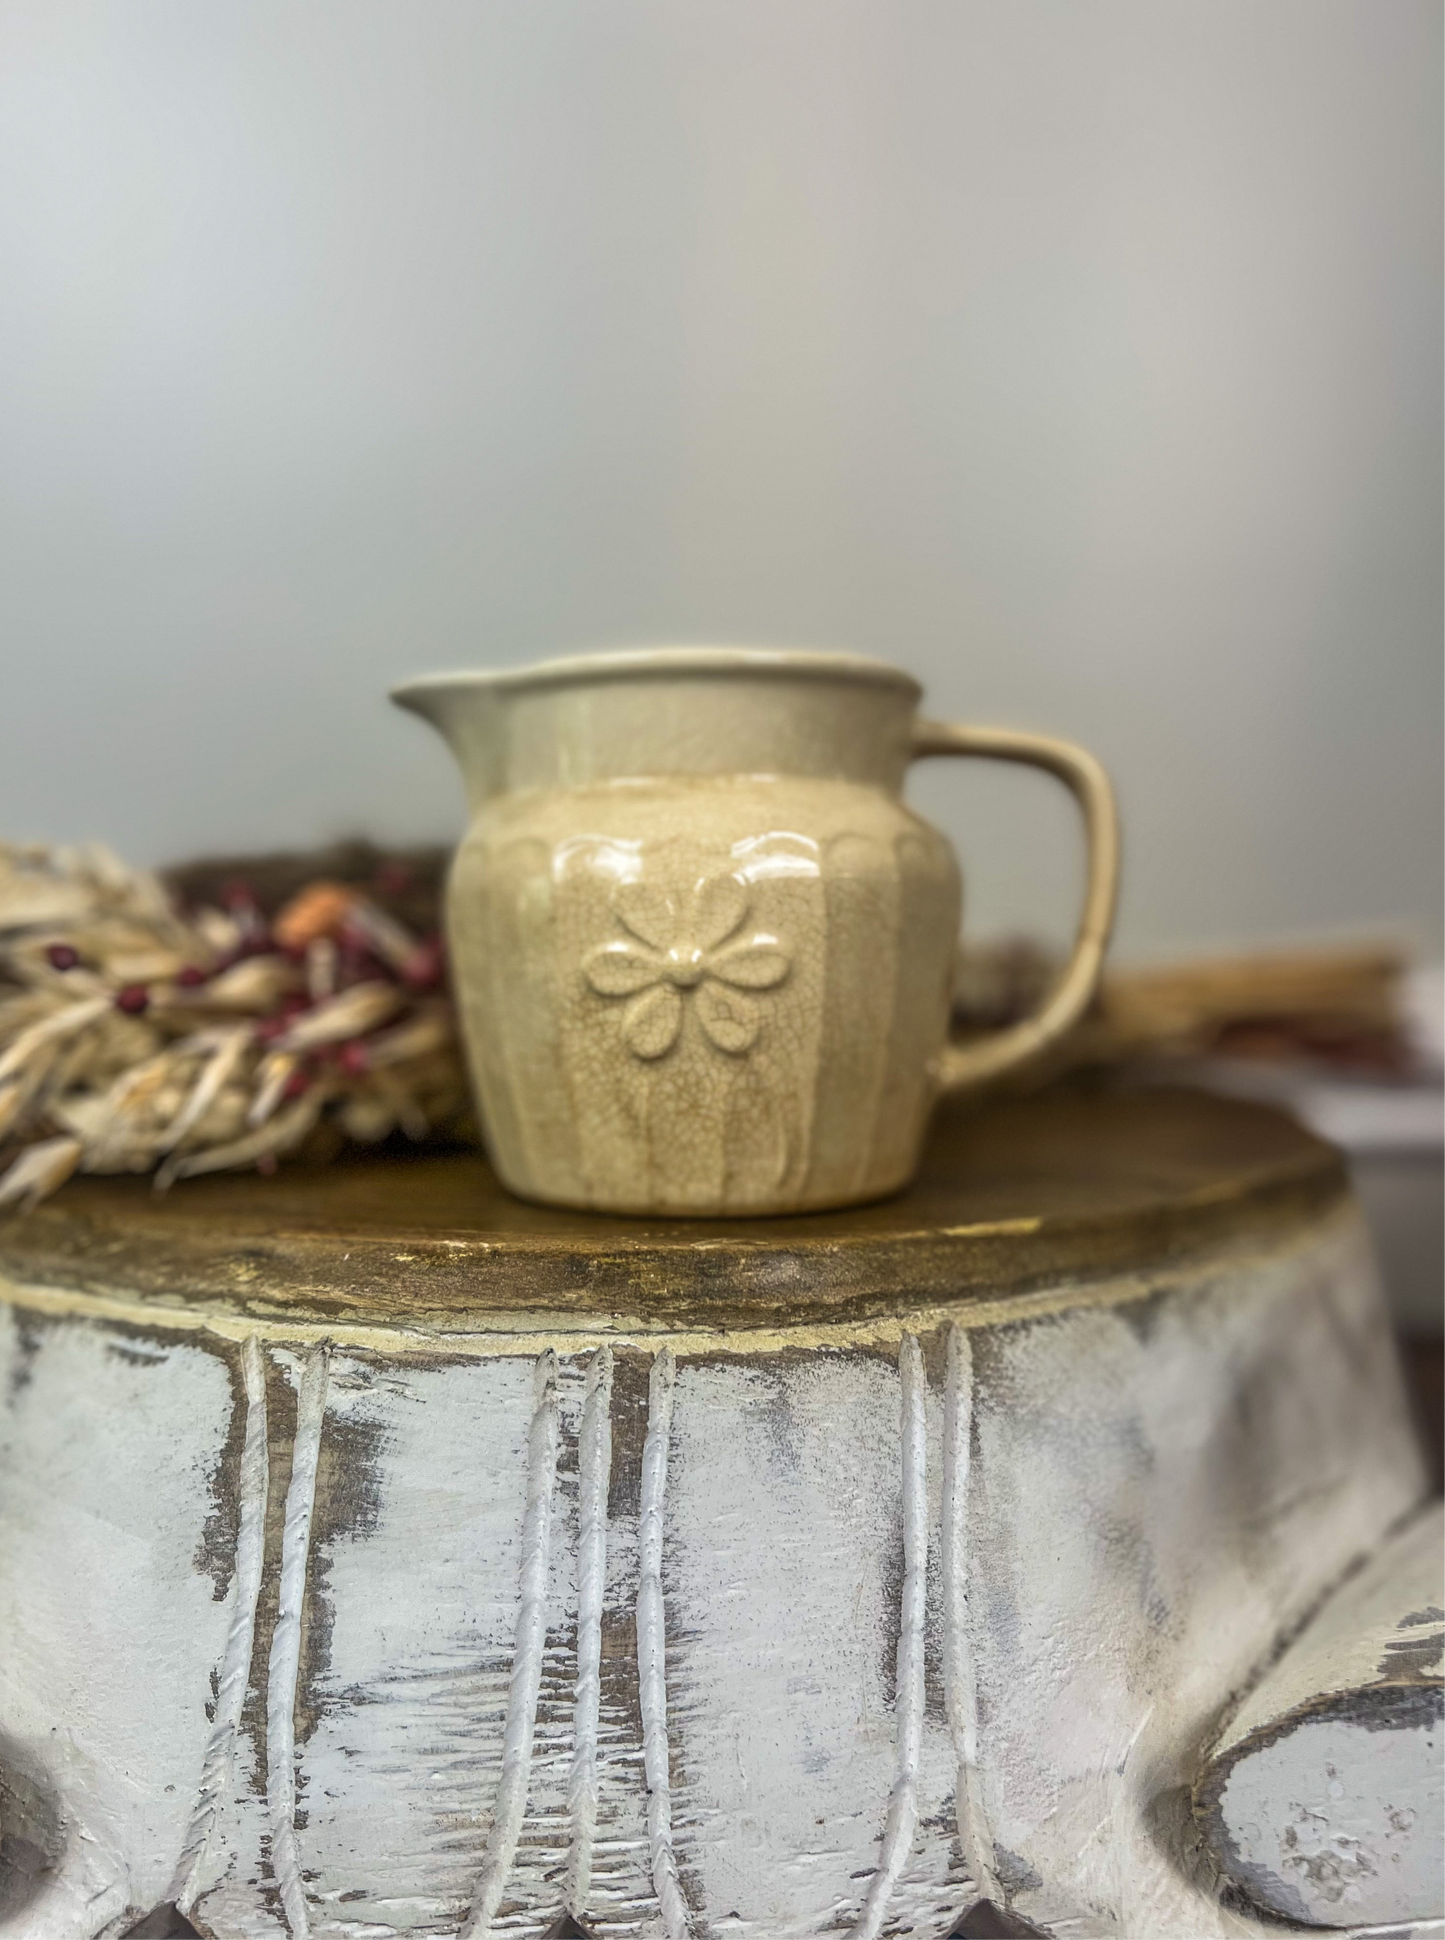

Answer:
[911,720,1121,1094]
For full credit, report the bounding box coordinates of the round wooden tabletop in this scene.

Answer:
[0,1085,1344,1333]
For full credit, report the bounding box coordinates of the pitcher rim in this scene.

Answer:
[390,645,922,707]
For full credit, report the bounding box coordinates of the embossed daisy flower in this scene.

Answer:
[584,875,789,1059]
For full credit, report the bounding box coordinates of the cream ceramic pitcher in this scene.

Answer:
[393,647,1119,1216]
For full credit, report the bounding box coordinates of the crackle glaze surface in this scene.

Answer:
[0,1199,1429,1940]
[450,775,958,1215]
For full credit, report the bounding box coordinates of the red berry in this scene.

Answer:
[282,1068,311,1100]
[337,1040,370,1077]
[176,965,207,987]
[337,941,382,986]
[253,1014,290,1044]
[114,984,150,1015]
[400,937,444,990]
[46,943,80,971]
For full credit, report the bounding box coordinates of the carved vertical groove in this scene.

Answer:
[266,1344,329,1940]
[460,1349,561,1940]
[852,1332,928,1940]
[637,1347,687,1939]
[169,1333,271,1912]
[566,1344,614,1917]
[943,1323,999,1903]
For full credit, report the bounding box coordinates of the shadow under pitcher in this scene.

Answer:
[393,646,1120,1216]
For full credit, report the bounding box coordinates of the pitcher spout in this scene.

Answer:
[390,674,506,810]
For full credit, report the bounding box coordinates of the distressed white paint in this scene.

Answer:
[961,1217,1428,1939]
[943,1322,998,1908]
[0,1308,235,1925]
[1217,1710,1443,1928]
[657,1348,966,1936]
[169,1334,270,1914]
[637,1348,688,1940]
[267,1352,553,1935]
[1220,1502,1444,1756]
[565,1344,614,1919]
[1207,1502,1443,1928]
[851,1333,929,1940]
[0,1206,1432,1940]
[460,1350,560,1939]
[267,1345,329,1939]
[225,1348,657,1938]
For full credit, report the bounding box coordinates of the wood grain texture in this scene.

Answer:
[0,1089,1345,1334]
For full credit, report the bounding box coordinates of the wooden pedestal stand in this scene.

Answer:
[0,1089,1431,1940]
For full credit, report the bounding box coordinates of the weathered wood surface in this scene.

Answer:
[0,1089,1430,1939]
[0,1087,1345,1332]
[1197,1501,1443,1928]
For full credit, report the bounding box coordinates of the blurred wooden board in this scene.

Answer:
[1400,1337,1444,1493]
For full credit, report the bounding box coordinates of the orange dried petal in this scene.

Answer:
[273,881,358,950]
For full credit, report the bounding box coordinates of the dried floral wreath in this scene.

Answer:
[0,838,1413,1216]
[0,842,469,1210]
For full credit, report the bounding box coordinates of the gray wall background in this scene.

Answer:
[0,0,1438,961]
